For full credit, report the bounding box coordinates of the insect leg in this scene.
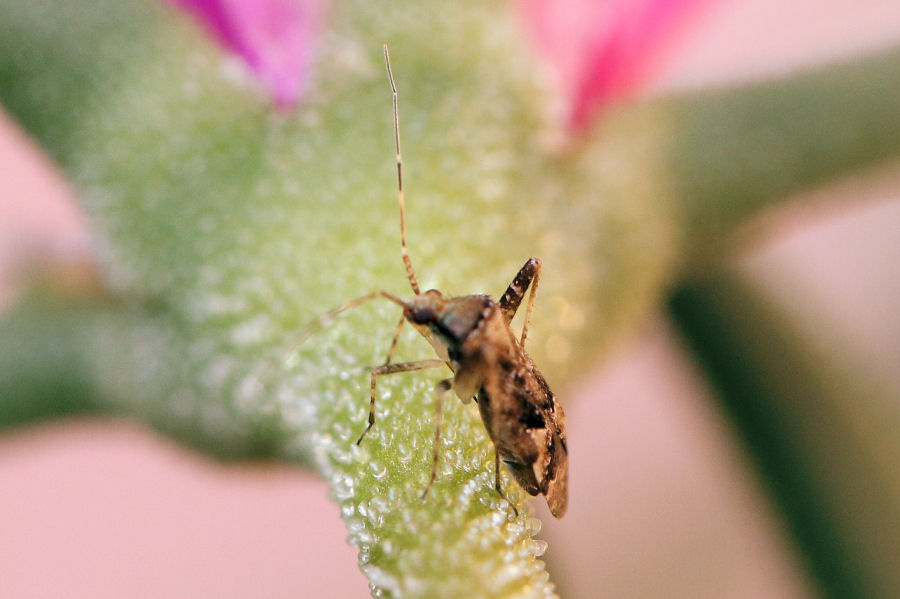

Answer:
[382,314,407,366]
[519,258,542,347]
[494,448,519,518]
[252,291,388,389]
[421,378,453,500]
[498,257,542,347]
[357,358,446,445]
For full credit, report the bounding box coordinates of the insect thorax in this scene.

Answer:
[406,292,494,350]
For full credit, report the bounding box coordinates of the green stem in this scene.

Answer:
[0,296,105,427]
[660,46,900,258]
[668,270,900,599]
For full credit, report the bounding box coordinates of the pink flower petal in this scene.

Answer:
[517,0,712,131]
[166,0,328,108]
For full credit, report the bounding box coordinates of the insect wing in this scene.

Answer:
[474,330,569,517]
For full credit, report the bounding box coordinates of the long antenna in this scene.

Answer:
[383,44,420,296]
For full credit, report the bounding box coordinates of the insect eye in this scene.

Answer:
[408,306,436,324]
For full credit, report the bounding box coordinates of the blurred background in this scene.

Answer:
[1,0,898,597]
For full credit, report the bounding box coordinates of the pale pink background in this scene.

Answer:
[2,1,899,597]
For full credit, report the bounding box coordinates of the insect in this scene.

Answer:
[285,45,568,518]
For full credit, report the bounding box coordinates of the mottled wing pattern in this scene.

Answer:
[473,309,569,517]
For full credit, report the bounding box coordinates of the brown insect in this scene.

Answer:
[288,45,568,518]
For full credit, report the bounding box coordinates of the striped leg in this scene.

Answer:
[498,257,542,347]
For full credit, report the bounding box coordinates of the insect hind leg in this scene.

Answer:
[498,257,542,347]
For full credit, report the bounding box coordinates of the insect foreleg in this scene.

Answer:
[357,358,446,445]
[421,378,453,500]
[498,257,542,347]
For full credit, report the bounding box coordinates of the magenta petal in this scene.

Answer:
[517,0,712,131]
[166,0,328,108]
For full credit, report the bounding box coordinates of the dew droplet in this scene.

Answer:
[368,460,388,480]
[332,473,356,501]
[345,517,365,533]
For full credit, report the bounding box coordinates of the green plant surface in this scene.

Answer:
[669,266,900,599]
[2,0,900,596]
